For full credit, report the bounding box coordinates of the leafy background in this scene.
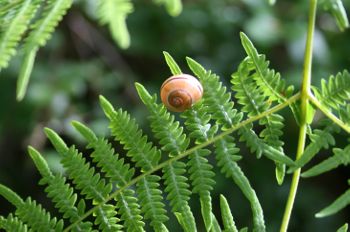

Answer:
[0,0,349,231]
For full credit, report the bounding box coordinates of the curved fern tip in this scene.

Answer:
[135,82,152,103]
[71,121,97,142]
[44,127,69,153]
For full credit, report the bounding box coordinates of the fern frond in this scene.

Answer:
[320,0,349,31]
[137,175,169,232]
[0,0,39,69]
[72,121,145,231]
[220,195,238,232]
[288,122,339,173]
[302,144,350,178]
[18,198,64,231]
[163,52,216,230]
[315,188,350,218]
[0,214,27,232]
[97,0,134,49]
[238,125,294,166]
[100,96,161,172]
[186,57,266,231]
[28,146,93,231]
[215,136,266,232]
[239,32,294,103]
[135,83,196,232]
[312,70,350,111]
[0,184,63,232]
[99,96,169,231]
[24,0,72,51]
[337,223,349,232]
[186,57,242,130]
[153,0,182,17]
[44,128,122,231]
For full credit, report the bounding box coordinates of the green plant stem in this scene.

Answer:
[63,93,300,232]
[280,0,317,231]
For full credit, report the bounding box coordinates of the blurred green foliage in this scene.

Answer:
[0,0,349,231]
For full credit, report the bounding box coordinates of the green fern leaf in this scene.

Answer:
[320,0,349,31]
[137,175,169,232]
[17,0,72,100]
[0,214,27,232]
[186,57,266,231]
[72,121,145,231]
[0,184,63,232]
[100,96,161,171]
[288,122,338,173]
[99,96,169,231]
[215,136,266,232]
[18,198,64,232]
[44,128,122,231]
[153,0,182,17]
[165,52,216,230]
[210,212,223,232]
[0,0,39,69]
[186,57,242,130]
[163,51,182,75]
[337,223,349,232]
[313,70,350,111]
[315,188,350,218]
[28,146,93,231]
[239,32,294,103]
[302,144,350,178]
[24,0,72,51]
[220,195,238,232]
[135,83,196,232]
[17,48,37,101]
[97,0,133,49]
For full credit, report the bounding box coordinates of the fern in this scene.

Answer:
[186,57,266,231]
[288,121,339,173]
[0,214,27,232]
[28,146,93,231]
[97,0,133,49]
[312,70,350,112]
[0,0,39,69]
[44,128,122,231]
[0,184,63,231]
[100,96,169,231]
[153,0,182,17]
[164,52,216,230]
[72,121,145,232]
[136,83,196,232]
[220,195,238,232]
[320,0,349,31]
[16,0,73,100]
[302,144,350,178]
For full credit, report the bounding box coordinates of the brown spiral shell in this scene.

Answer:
[160,74,203,112]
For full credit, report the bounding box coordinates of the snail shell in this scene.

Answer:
[160,74,203,112]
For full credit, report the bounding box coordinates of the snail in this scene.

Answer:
[160,74,203,112]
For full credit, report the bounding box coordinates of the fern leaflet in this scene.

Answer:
[97,0,133,49]
[44,128,122,231]
[0,214,27,232]
[186,57,266,231]
[100,96,169,231]
[72,121,145,231]
[302,144,350,178]
[136,83,196,232]
[28,146,93,231]
[0,0,39,69]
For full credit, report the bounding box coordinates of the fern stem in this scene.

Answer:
[63,93,300,232]
[280,0,317,231]
[308,93,350,133]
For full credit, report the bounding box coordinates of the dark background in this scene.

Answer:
[0,0,349,231]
